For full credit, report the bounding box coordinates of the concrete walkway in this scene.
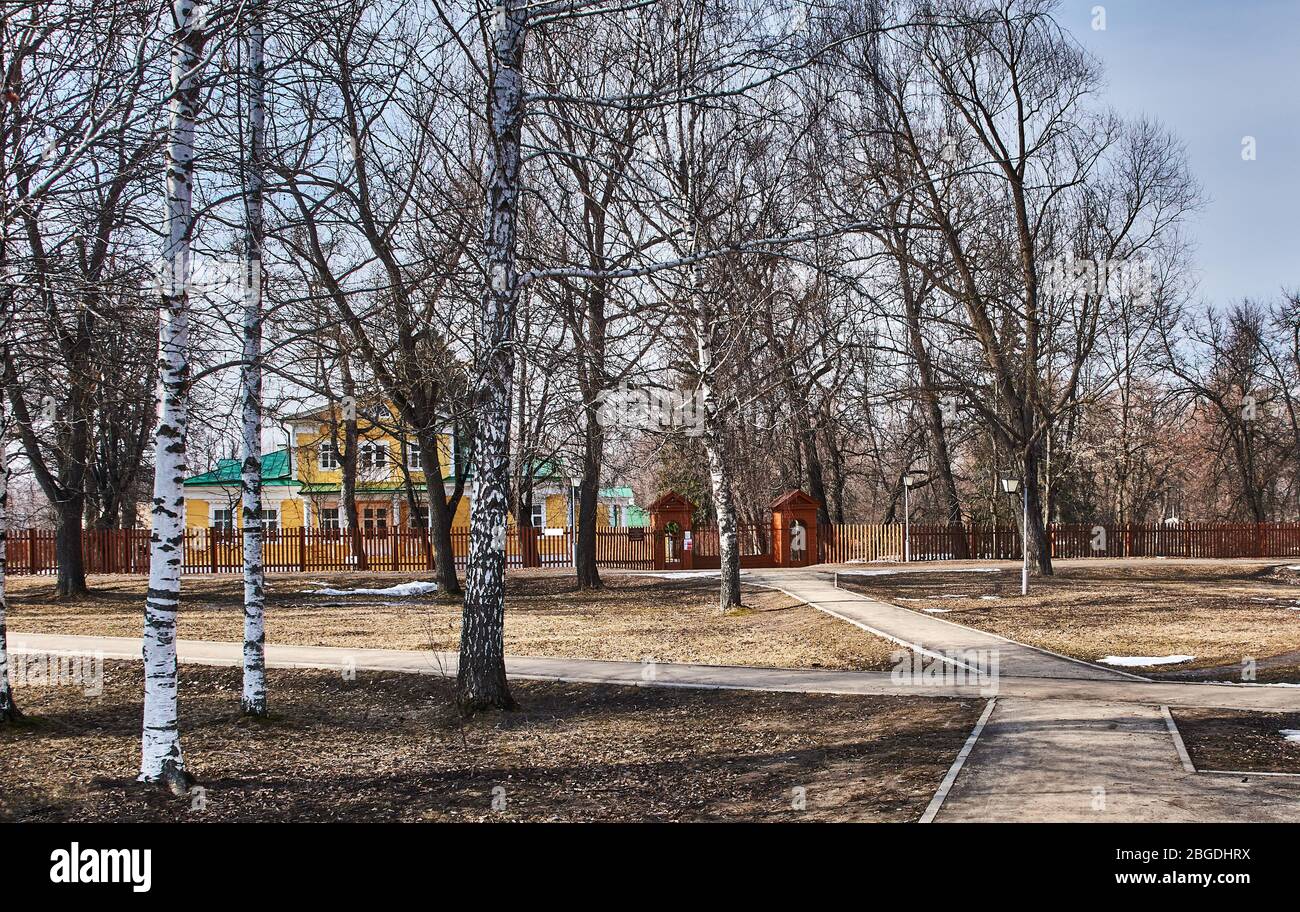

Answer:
[13,566,1300,822]
[10,631,1299,711]
[756,567,1300,822]
[747,568,1139,682]
[935,697,1300,822]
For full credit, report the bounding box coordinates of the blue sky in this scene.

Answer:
[1065,0,1300,307]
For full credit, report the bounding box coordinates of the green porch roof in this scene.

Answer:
[185,448,295,486]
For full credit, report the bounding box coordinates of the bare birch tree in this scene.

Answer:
[239,0,267,716]
[140,0,207,788]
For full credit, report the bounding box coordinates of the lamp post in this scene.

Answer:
[902,473,916,562]
[1002,476,1028,595]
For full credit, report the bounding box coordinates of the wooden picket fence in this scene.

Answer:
[11,520,1300,577]
[3,525,659,576]
[692,523,776,569]
[854,521,1300,562]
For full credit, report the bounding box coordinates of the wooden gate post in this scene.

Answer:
[771,490,821,567]
[647,491,695,570]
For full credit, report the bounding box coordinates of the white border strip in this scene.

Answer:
[1160,704,1197,773]
[1201,768,1300,778]
[919,697,996,823]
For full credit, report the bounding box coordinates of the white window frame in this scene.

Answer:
[362,506,388,532]
[530,501,545,528]
[360,440,388,470]
[319,440,340,470]
[320,507,341,531]
[406,438,422,470]
[211,505,234,532]
[259,506,280,537]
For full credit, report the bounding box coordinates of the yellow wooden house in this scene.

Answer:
[183,402,644,533]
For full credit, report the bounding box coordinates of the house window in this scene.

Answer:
[530,502,545,528]
[212,508,234,532]
[320,507,340,531]
[360,441,387,470]
[319,440,340,470]
[406,438,422,469]
[260,508,279,538]
[363,507,388,532]
[411,505,430,528]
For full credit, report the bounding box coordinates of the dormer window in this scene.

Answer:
[406,438,422,469]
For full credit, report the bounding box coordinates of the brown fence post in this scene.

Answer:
[391,523,400,571]
[299,526,308,571]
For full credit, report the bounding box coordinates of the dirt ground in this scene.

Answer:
[0,661,982,822]
[836,559,1300,682]
[1172,708,1300,774]
[6,570,899,671]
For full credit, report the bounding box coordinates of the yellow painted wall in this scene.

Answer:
[280,499,304,528]
[544,494,567,527]
[186,500,211,529]
[295,424,454,487]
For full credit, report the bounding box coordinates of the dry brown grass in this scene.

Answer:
[0,661,983,822]
[1172,708,1300,774]
[6,570,899,671]
[837,558,1300,681]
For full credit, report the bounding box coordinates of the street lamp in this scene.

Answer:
[902,473,917,562]
[1001,476,1028,595]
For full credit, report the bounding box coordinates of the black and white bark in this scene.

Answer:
[239,0,267,717]
[141,0,205,786]
[458,0,525,714]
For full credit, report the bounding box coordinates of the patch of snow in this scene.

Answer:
[837,567,1002,577]
[309,581,439,597]
[921,608,952,614]
[1280,730,1300,744]
[980,595,1002,601]
[1098,654,1195,667]
[643,570,719,579]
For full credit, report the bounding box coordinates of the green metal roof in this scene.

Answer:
[185,448,294,487]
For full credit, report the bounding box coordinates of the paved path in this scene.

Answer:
[747,569,1138,682]
[758,567,1300,822]
[10,632,1299,711]
[935,697,1300,822]
[13,566,1300,822]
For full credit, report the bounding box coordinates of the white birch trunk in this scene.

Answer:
[458,1,525,713]
[0,425,18,723]
[141,0,205,784]
[695,317,742,610]
[239,0,267,716]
